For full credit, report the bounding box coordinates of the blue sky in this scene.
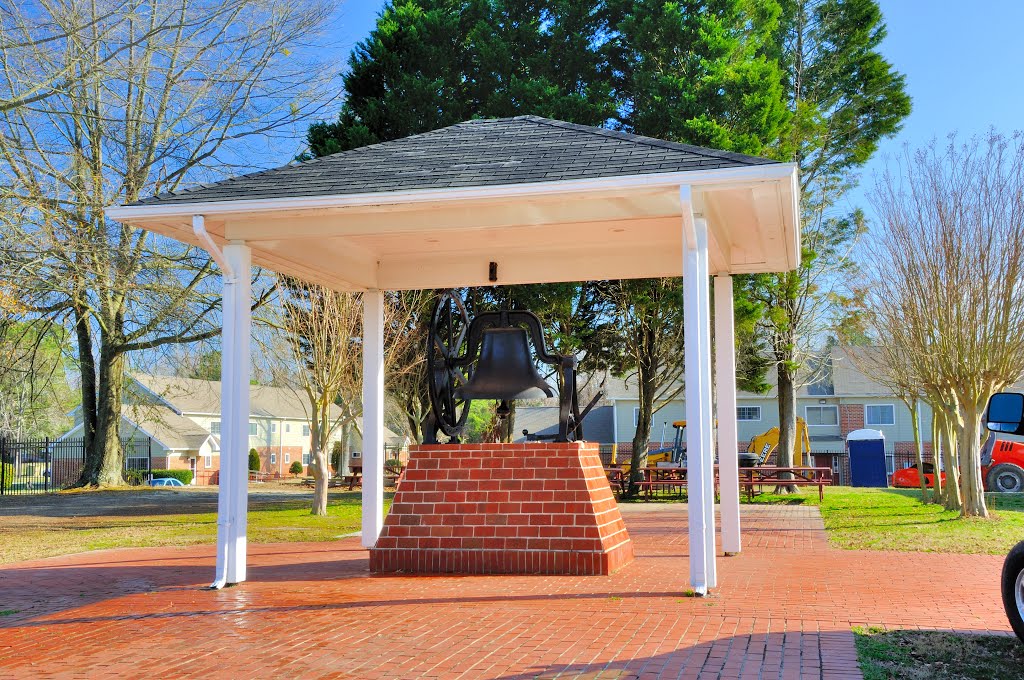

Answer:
[326,0,1024,215]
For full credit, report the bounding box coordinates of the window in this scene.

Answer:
[633,408,640,427]
[204,455,212,469]
[302,424,310,437]
[271,422,278,433]
[249,421,258,436]
[285,424,291,433]
[736,406,761,421]
[270,453,277,464]
[210,421,220,435]
[352,450,361,459]
[865,404,896,426]
[805,405,839,426]
[284,453,290,463]
[302,452,311,465]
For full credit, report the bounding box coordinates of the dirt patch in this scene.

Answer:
[0,485,318,524]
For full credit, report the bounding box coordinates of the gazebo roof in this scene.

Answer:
[129,116,778,206]
[108,116,800,291]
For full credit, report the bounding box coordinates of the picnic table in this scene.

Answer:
[605,465,721,500]
[739,466,832,501]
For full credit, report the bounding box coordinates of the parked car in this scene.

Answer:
[983,392,1024,642]
[149,477,185,487]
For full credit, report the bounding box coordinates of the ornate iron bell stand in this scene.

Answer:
[424,289,601,444]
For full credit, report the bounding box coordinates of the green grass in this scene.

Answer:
[855,626,1024,679]
[0,492,390,564]
[743,486,1024,554]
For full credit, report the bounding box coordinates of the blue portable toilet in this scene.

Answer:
[847,428,887,487]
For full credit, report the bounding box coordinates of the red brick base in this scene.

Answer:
[369,442,634,575]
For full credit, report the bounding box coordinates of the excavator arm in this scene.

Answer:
[746,417,811,466]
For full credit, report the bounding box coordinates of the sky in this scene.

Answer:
[324,0,1024,217]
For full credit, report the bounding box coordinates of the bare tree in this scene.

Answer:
[606,278,686,496]
[0,0,334,485]
[866,133,1024,517]
[279,281,426,515]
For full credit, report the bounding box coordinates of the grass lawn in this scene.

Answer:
[743,486,1024,554]
[0,491,387,564]
[855,627,1024,679]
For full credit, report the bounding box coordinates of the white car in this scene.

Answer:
[149,477,186,487]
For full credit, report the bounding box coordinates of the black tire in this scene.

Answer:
[986,463,1024,493]
[1002,540,1024,643]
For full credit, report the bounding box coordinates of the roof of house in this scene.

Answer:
[132,374,343,420]
[126,116,778,207]
[121,405,216,451]
[131,374,405,444]
[513,405,616,444]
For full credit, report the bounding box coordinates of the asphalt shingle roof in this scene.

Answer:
[129,116,778,207]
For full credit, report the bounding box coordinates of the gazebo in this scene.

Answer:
[107,116,799,595]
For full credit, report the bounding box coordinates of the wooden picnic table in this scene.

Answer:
[739,466,832,501]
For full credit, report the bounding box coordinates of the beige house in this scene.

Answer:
[63,375,403,484]
[605,345,940,464]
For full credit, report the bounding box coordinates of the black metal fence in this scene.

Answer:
[0,436,152,495]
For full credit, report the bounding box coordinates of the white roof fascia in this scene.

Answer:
[105,164,798,222]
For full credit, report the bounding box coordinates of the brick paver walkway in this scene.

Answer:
[0,504,1011,679]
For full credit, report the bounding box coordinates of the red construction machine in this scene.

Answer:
[890,435,1024,493]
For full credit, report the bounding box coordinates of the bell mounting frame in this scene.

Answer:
[423,289,603,444]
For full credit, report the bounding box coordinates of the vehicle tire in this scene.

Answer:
[1002,541,1024,643]
[986,463,1024,493]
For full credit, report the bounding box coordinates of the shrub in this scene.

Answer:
[330,441,343,470]
[248,448,260,472]
[289,461,303,476]
[0,463,12,490]
[150,469,193,485]
[384,458,402,468]
[124,469,147,486]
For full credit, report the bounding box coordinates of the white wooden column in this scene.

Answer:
[361,289,385,548]
[215,242,251,586]
[715,274,741,555]
[682,187,717,594]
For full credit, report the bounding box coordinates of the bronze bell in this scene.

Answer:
[454,327,554,401]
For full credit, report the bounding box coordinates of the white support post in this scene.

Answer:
[214,242,251,587]
[715,274,741,555]
[682,188,717,594]
[361,289,385,548]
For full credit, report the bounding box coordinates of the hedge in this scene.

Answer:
[1,463,12,490]
[151,469,193,485]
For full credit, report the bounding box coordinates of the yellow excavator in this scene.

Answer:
[612,420,688,471]
[746,417,811,466]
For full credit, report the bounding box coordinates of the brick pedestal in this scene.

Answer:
[369,442,634,575]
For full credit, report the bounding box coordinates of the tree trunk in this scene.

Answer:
[938,410,962,512]
[81,345,126,487]
[74,306,98,486]
[628,369,656,497]
[930,404,943,503]
[908,398,928,502]
[310,409,328,516]
[775,363,798,493]
[957,404,989,518]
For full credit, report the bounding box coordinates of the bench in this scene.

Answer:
[740,466,832,501]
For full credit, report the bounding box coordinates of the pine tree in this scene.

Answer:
[746,0,910,480]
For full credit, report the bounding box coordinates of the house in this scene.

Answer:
[62,375,403,484]
[594,345,975,479]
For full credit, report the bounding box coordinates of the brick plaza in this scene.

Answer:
[0,503,1011,679]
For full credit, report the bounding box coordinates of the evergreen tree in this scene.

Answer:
[745,0,910,479]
